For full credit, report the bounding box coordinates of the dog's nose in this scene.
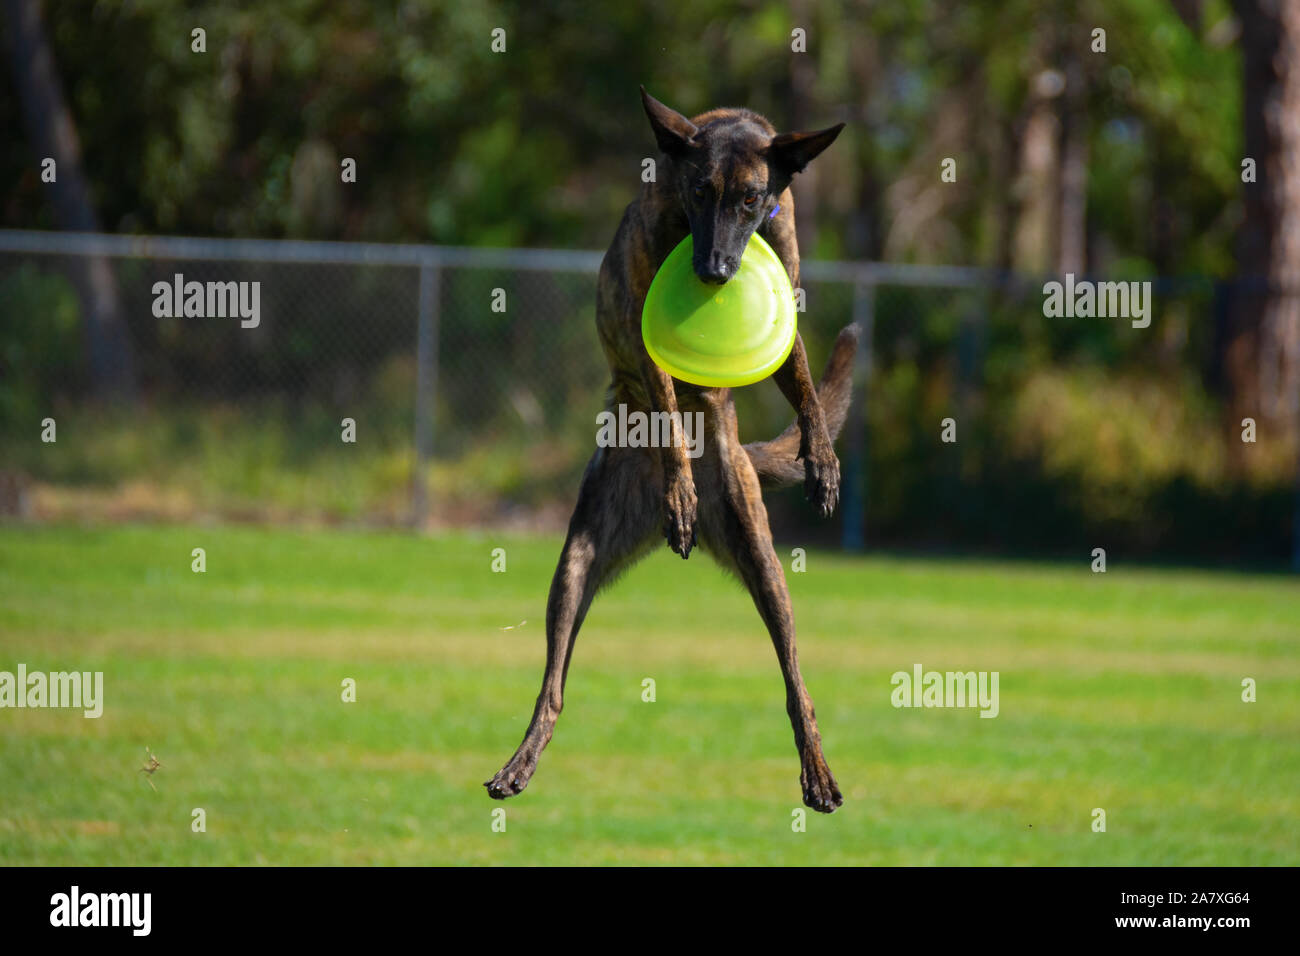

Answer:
[695,251,737,285]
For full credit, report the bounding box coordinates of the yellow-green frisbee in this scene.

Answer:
[642,233,796,387]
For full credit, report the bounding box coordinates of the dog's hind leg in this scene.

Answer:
[697,424,843,813]
[485,443,660,800]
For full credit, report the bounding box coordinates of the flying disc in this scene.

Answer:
[642,233,796,387]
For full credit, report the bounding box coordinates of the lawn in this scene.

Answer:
[0,522,1296,865]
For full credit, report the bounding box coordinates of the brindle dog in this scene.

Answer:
[485,88,857,812]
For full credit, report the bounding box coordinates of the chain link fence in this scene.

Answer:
[0,230,1295,563]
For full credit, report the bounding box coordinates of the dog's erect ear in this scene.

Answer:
[641,86,699,155]
[767,123,846,175]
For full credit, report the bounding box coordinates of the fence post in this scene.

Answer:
[1293,436,1300,572]
[411,257,441,529]
[841,270,875,551]
[953,292,987,534]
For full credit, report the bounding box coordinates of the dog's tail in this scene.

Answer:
[743,324,860,488]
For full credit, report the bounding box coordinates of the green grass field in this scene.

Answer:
[0,522,1296,865]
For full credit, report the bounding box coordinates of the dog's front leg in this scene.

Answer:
[772,335,841,516]
[644,362,697,557]
[763,204,840,515]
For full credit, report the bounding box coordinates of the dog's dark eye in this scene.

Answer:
[692,184,705,199]
[743,194,759,206]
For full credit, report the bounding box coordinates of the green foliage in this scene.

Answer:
[0,0,1245,271]
[0,0,1275,559]
[0,266,81,429]
[1004,368,1223,520]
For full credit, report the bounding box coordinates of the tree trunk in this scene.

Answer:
[1012,85,1060,275]
[1012,18,1063,275]
[3,0,137,398]
[1057,51,1088,275]
[1228,0,1300,459]
[786,0,822,258]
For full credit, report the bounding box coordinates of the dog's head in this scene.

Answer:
[641,87,843,284]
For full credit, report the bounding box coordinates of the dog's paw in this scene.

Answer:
[800,758,843,814]
[803,451,841,517]
[662,474,698,559]
[484,757,536,800]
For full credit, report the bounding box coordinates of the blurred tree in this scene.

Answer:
[0,0,1256,396]
[0,0,1243,271]
[1227,0,1300,455]
[2,0,136,398]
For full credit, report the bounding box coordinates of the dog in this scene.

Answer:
[485,88,858,813]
